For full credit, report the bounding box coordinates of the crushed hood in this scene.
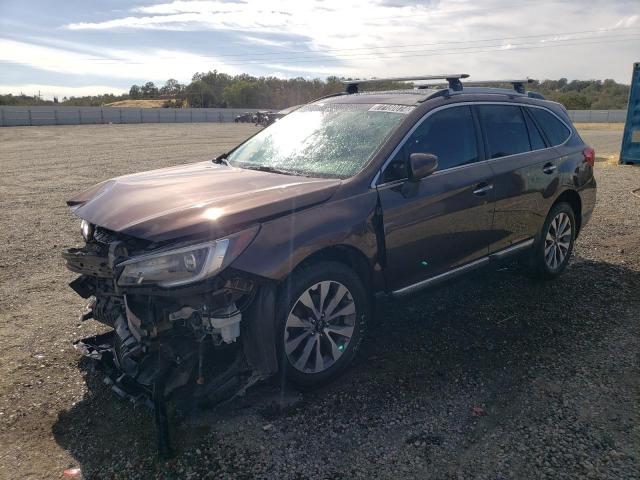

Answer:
[67,161,341,242]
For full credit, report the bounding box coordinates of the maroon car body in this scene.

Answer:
[63,82,596,453]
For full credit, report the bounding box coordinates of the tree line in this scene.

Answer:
[0,72,631,110]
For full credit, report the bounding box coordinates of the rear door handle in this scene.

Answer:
[543,163,557,174]
[473,183,494,196]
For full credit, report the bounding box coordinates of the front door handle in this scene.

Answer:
[543,163,557,174]
[473,183,494,196]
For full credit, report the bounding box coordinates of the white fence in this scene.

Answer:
[0,106,628,127]
[0,106,261,127]
[566,110,626,123]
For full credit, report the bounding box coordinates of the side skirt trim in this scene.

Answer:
[389,238,534,297]
[489,238,535,260]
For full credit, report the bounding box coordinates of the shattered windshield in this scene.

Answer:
[226,103,409,178]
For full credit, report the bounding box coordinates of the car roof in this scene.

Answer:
[317,90,440,106]
[315,87,547,107]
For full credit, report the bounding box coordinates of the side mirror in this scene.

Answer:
[409,153,438,181]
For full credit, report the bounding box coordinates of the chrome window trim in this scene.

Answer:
[372,101,572,188]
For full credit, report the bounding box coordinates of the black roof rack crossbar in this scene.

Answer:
[462,78,536,94]
[343,74,469,94]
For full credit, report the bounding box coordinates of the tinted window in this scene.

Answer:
[382,106,478,182]
[477,105,531,159]
[529,108,571,146]
[524,109,547,150]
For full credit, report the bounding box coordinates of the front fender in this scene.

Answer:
[230,190,381,287]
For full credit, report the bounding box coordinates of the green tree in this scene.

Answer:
[555,92,591,109]
[140,82,159,98]
[160,79,183,96]
[129,85,141,99]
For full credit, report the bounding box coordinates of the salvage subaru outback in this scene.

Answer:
[64,74,596,441]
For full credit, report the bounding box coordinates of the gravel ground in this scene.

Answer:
[0,124,638,480]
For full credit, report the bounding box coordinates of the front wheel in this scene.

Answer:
[276,262,368,388]
[529,202,576,279]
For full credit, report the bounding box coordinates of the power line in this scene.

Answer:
[4,32,637,68]
[210,26,640,60]
[215,33,640,65]
[4,26,637,65]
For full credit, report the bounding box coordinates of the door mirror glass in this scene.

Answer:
[409,153,438,180]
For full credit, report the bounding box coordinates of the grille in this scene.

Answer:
[94,226,121,245]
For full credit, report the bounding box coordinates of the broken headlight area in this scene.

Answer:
[63,224,279,455]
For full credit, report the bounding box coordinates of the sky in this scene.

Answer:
[1,0,639,99]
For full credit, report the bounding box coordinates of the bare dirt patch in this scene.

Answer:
[0,124,638,479]
[104,99,169,108]
[573,122,624,131]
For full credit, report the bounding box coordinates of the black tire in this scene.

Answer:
[529,202,576,279]
[276,261,368,388]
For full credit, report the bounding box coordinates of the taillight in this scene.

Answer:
[583,147,595,167]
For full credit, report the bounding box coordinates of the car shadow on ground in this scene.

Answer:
[51,257,640,477]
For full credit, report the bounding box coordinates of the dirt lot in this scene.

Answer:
[0,124,638,480]
[575,123,625,159]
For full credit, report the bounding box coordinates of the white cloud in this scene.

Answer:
[614,14,638,28]
[263,63,351,75]
[1,0,638,92]
[57,0,640,82]
[243,36,294,48]
[0,38,240,83]
[133,0,247,15]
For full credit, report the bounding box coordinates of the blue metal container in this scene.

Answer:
[620,62,640,165]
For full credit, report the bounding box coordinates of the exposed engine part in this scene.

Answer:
[166,302,242,345]
[94,295,124,326]
[205,304,241,344]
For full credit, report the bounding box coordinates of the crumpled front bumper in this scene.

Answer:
[74,331,154,410]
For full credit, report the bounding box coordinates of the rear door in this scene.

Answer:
[376,105,496,291]
[476,104,561,253]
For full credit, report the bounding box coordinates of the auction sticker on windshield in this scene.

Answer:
[368,104,415,114]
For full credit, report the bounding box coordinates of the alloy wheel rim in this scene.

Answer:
[544,212,572,269]
[284,280,356,374]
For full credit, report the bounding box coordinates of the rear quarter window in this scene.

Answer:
[529,108,571,146]
[523,109,547,150]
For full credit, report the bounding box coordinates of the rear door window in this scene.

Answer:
[381,105,478,182]
[477,105,531,159]
[523,108,547,150]
[528,108,571,146]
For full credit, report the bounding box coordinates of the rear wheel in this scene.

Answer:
[276,262,368,388]
[530,202,576,279]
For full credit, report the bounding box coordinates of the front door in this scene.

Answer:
[376,105,496,291]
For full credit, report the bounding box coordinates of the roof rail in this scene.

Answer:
[462,78,536,94]
[343,74,469,94]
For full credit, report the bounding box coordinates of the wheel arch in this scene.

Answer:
[552,189,582,234]
[290,244,374,292]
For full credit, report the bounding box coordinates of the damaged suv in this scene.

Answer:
[64,75,596,414]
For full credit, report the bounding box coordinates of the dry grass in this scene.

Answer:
[574,122,625,131]
[105,99,168,108]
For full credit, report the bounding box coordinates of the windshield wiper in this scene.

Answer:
[244,165,298,176]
